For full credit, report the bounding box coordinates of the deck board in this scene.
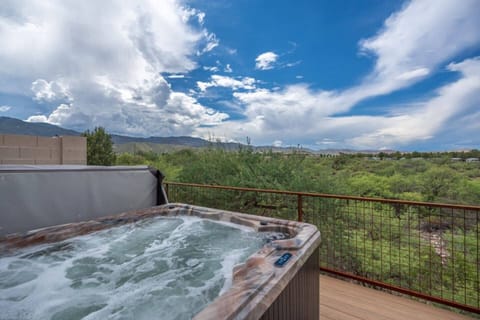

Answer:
[319,275,473,320]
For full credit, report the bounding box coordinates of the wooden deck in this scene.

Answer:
[320,275,473,320]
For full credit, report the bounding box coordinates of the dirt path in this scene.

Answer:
[421,231,450,265]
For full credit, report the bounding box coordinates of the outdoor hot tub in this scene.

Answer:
[0,203,320,319]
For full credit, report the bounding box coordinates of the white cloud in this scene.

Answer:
[349,57,480,148]
[272,140,283,147]
[31,79,72,102]
[197,12,206,25]
[396,68,430,81]
[197,31,219,54]
[167,74,186,79]
[203,66,220,72]
[232,84,349,128]
[226,48,237,55]
[2,0,479,149]
[316,138,336,146]
[181,7,206,26]
[197,75,256,92]
[357,0,480,96]
[255,51,299,70]
[0,1,201,87]
[196,82,211,92]
[0,105,11,112]
[0,0,227,136]
[196,57,480,149]
[196,0,480,149]
[26,115,48,122]
[29,85,230,136]
[203,60,232,73]
[255,52,278,70]
[284,61,301,68]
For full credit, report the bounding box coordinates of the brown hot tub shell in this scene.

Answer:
[0,203,321,320]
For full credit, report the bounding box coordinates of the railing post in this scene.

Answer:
[298,194,303,222]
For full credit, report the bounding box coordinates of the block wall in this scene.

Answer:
[0,134,86,164]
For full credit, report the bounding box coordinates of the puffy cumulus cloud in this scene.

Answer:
[0,0,226,136]
[0,105,11,112]
[255,52,278,70]
[0,0,201,89]
[31,79,72,102]
[29,76,229,136]
[197,75,256,92]
[26,115,48,123]
[197,84,355,145]
[27,104,91,129]
[233,85,341,129]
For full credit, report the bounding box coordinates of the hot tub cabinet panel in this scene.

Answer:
[260,250,319,320]
[0,203,321,320]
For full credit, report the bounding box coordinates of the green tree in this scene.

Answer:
[420,167,459,202]
[82,127,116,165]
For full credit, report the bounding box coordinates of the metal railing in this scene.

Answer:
[164,182,480,314]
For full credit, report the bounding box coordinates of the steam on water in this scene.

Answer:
[0,216,273,320]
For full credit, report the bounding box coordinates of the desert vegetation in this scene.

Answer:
[116,148,480,205]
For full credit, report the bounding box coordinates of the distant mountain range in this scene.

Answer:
[0,116,242,150]
[0,116,80,137]
[0,116,395,154]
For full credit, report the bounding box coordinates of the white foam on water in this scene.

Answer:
[0,216,273,320]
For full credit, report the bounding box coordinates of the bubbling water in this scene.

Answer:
[0,216,280,320]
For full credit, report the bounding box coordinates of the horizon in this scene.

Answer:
[0,1,479,151]
[2,115,478,154]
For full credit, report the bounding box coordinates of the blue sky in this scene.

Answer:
[0,0,479,151]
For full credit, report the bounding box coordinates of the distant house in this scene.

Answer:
[451,158,463,162]
[466,158,479,163]
[319,153,339,158]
